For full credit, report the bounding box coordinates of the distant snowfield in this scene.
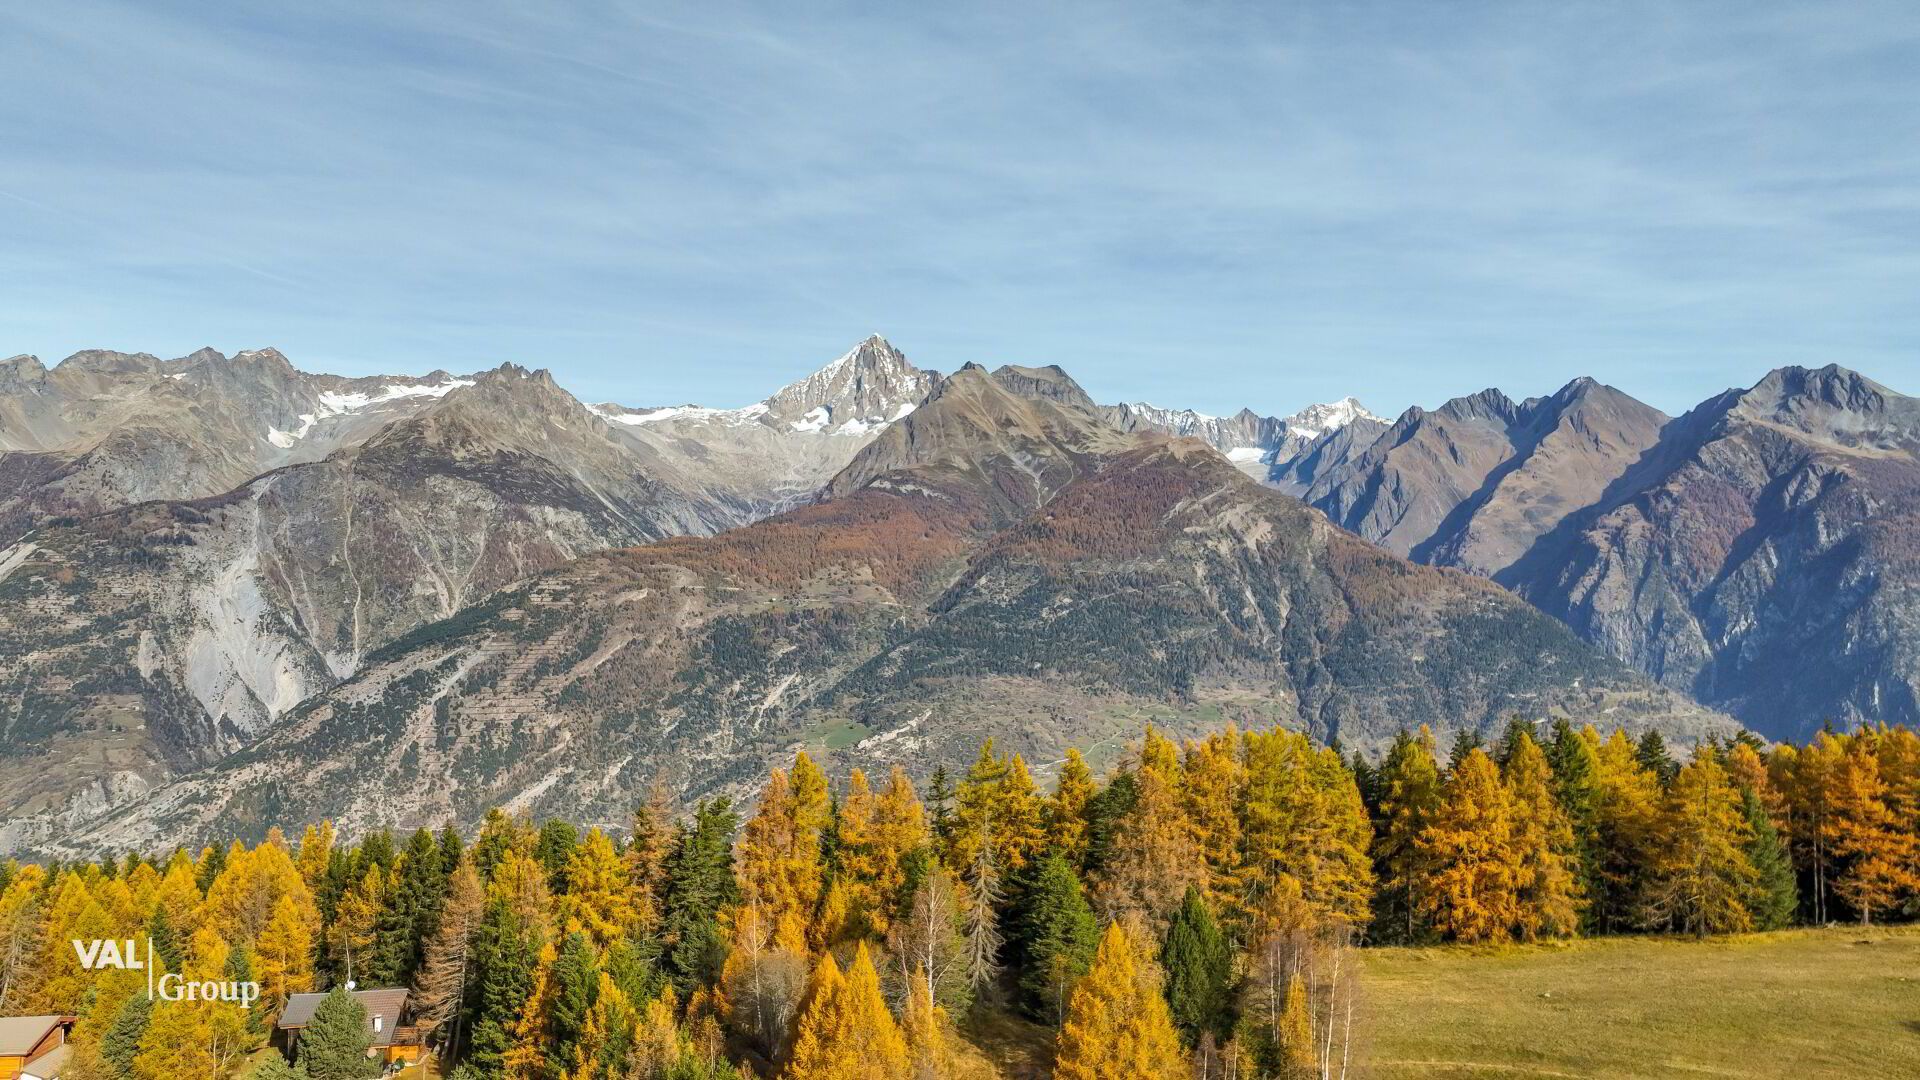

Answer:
[266,377,473,447]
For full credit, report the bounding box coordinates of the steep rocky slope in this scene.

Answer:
[49,368,1722,854]
[0,364,751,851]
[1504,365,1920,738]
[1303,379,1670,573]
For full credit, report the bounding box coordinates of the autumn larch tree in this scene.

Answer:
[1052,920,1185,1080]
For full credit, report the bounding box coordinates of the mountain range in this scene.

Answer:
[0,334,1912,854]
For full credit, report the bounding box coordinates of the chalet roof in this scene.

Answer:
[276,989,410,1047]
[21,1042,70,1079]
[0,1016,68,1056]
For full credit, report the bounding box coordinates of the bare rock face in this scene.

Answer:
[46,373,1723,855]
[0,362,754,849]
[1506,365,1920,739]
[1302,379,1670,575]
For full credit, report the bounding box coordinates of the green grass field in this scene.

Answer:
[1362,926,1920,1079]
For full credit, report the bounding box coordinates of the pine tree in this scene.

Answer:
[784,943,910,1080]
[1503,731,1582,940]
[466,895,545,1077]
[1741,786,1798,931]
[1012,853,1099,1023]
[1414,749,1519,943]
[1161,886,1232,1047]
[1636,730,1678,785]
[1052,921,1185,1080]
[99,991,153,1076]
[536,820,582,894]
[662,799,740,995]
[1372,727,1442,943]
[298,986,372,1080]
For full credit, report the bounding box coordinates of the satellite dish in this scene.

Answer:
[346,980,357,991]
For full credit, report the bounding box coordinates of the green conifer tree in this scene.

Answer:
[297,986,373,1080]
[661,799,739,994]
[1160,886,1233,1046]
[1742,786,1798,930]
[1012,853,1099,1023]
[1637,730,1678,785]
[99,991,153,1076]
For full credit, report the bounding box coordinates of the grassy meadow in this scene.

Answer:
[1361,925,1920,1079]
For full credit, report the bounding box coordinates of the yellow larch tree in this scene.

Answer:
[1091,761,1203,926]
[1181,729,1247,904]
[329,866,384,985]
[1052,920,1185,1080]
[1588,729,1663,932]
[1047,748,1098,865]
[1239,730,1374,931]
[294,819,336,890]
[561,828,643,948]
[1647,749,1757,936]
[1414,748,1520,943]
[503,938,560,1080]
[254,891,319,1023]
[1830,739,1920,924]
[1503,730,1582,940]
[785,942,910,1080]
[573,970,640,1080]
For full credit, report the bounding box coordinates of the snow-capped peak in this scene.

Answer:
[1281,396,1383,440]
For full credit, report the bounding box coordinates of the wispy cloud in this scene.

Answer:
[1,0,1916,413]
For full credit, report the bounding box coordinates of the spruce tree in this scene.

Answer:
[1741,785,1798,930]
[661,798,739,994]
[466,897,543,1076]
[547,932,601,1074]
[100,991,153,1075]
[1012,853,1099,1023]
[1636,730,1678,785]
[536,820,582,894]
[297,986,373,1080]
[1081,768,1139,877]
[1161,886,1233,1046]
[1448,729,1485,773]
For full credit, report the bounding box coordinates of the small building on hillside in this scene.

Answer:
[276,988,424,1070]
[0,1016,75,1080]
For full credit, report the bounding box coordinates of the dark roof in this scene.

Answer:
[0,1016,69,1056]
[277,989,410,1047]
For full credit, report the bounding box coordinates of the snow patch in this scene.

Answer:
[1226,447,1266,463]
[315,378,473,417]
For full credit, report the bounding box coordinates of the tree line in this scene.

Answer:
[0,719,1914,1079]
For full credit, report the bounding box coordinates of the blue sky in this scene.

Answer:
[3,1,1917,418]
